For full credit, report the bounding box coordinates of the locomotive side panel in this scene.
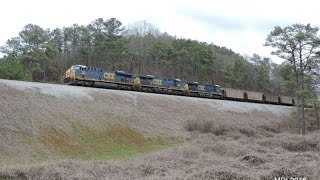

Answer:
[83,67,103,80]
[281,96,293,104]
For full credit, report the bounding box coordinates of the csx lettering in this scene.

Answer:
[104,73,115,80]
[153,79,162,86]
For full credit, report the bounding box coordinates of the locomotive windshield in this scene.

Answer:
[71,65,86,70]
[215,85,221,92]
[71,66,80,70]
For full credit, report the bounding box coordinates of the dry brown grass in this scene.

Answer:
[1,79,320,179]
[189,168,254,180]
[258,132,320,152]
[260,166,316,180]
[1,132,319,179]
[40,127,79,155]
[278,110,320,133]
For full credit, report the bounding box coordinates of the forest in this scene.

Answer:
[0,18,308,96]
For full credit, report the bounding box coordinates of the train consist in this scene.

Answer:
[64,65,295,106]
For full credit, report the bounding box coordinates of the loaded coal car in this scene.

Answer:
[224,88,275,103]
[223,88,265,103]
[281,96,295,105]
[221,88,245,100]
[223,87,295,105]
[245,90,264,102]
[263,94,296,105]
[264,94,279,104]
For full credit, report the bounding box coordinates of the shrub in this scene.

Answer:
[258,133,319,152]
[0,57,31,81]
[0,169,28,180]
[241,154,266,166]
[239,127,256,137]
[282,138,317,152]
[258,125,280,133]
[184,120,228,135]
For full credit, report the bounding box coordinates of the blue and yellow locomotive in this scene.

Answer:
[64,65,223,97]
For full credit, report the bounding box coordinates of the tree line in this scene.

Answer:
[0,18,318,99]
[0,17,294,95]
[1,18,320,134]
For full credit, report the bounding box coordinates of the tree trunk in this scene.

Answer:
[300,67,306,135]
[156,56,159,75]
[111,53,115,71]
[314,107,319,129]
[60,53,63,84]
[296,95,301,134]
[43,60,46,82]
[318,112,320,130]
[301,96,306,135]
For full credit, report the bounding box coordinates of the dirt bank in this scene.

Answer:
[1,79,319,179]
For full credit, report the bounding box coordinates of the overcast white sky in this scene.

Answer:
[1,0,320,63]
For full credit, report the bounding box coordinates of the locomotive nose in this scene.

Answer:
[65,69,75,79]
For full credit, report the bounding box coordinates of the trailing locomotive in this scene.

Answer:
[64,65,295,106]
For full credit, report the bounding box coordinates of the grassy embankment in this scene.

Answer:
[20,123,180,163]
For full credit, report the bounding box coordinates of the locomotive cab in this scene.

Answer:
[187,82,200,91]
[115,71,133,84]
[162,78,183,90]
[64,65,103,85]
[140,75,155,86]
[204,84,222,95]
[64,65,87,84]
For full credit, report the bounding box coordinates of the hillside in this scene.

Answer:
[0,79,319,179]
[1,19,293,96]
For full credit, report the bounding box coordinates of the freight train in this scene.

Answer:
[64,65,295,106]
